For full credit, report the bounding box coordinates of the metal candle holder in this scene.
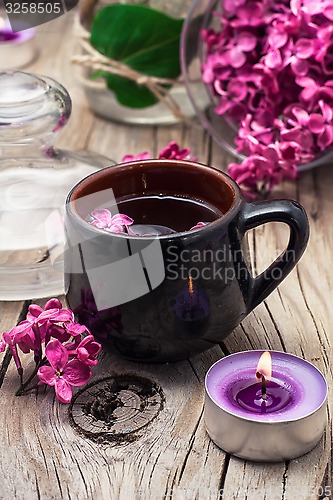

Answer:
[204,351,328,462]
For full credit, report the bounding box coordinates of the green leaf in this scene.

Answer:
[90,4,183,108]
[90,70,109,80]
[105,74,166,108]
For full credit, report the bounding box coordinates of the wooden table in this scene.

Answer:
[1,12,332,500]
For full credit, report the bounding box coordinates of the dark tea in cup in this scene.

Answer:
[116,193,224,234]
[65,160,309,362]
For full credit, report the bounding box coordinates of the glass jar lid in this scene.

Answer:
[0,71,71,141]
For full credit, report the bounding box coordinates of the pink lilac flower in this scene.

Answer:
[27,298,73,324]
[159,141,197,161]
[50,321,89,346]
[190,222,208,230]
[1,321,36,354]
[236,112,276,152]
[26,298,75,356]
[223,0,247,16]
[230,2,265,28]
[214,79,250,116]
[302,0,333,18]
[203,0,333,196]
[75,335,101,366]
[1,318,44,367]
[1,299,91,361]
[295,77,333,105]
[309,101,333,150]
[65,322,88,337]
[38,340,91,404]
[0,298,102,404]
[229,143,298,196]
[272,38,316,76]
[0,331,23,379]
[121,142,197,164]
[0,338,6,353]
[27,299,74,340]
[121,151,150,162]
[282,101,333,151]
[89,208,134,234]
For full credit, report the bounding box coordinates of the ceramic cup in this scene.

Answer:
[64,160,309,362]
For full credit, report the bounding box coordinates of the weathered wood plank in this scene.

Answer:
[1,7,333,500]
[0,301,26,330]
[209,144,332,498]
[87,119,156,163]
[0,344,228,499]
[205,161,333,498]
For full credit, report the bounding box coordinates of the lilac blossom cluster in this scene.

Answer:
[202,0,333,196]
[0,299,101,403]
[121,140,197,163]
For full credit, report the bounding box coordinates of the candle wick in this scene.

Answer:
[256,371,267,401]
[261,375,267,401]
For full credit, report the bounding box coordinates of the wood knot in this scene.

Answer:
[68,375,164,444]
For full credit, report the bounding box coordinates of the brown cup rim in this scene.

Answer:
[66,159,243,239]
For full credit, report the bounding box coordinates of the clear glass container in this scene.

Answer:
[76,0,209,125]
[0,71,111,300]
[181,0,333,172]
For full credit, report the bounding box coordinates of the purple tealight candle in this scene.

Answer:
[0,29,20,42]
[205,350,328,462]
[0,19,36,70]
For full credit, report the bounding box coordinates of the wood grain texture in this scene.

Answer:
[0,9,332,500]
[0,346,227,499]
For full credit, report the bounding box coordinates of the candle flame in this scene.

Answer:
[256,351,272,380]
[0,17,5,30]
[188,274,194,296]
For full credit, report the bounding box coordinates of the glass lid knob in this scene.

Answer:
[0,71,71,140]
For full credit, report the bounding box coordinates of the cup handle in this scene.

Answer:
[237,200,309,312]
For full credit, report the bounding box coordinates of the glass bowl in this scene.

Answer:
[0,71,112,300]
[75,0,207,125]
[181,0,333,172]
